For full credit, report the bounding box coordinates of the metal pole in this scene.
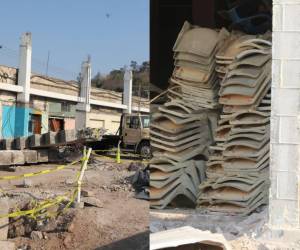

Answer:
[46,50,50,76]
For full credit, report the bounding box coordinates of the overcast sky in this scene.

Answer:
[0,0,149,80]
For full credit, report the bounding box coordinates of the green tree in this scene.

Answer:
[91,72,105,88]
[89,61,149,98]
[130,60,138,71]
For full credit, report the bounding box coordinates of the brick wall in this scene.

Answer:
[270,0,300,228]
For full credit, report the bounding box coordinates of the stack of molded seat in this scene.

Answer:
[216,33,271,80]
[216,33,252,79]
[150,159,206,209]
[219,37,271,113]
[150,23,228,209]
[197,173,269,215]
[221,110,270,175]
[205,110,270,178]
[149,100,213,208]
[197,36,271,215]
[169,21,229,109]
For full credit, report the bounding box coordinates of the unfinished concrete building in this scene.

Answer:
[0,33,149,140]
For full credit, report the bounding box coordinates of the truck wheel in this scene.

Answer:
[139,142,151,159]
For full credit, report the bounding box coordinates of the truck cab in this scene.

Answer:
[121,113,151,158]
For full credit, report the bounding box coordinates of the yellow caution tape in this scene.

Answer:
[0,178,80,220]
[0,159,81,181]
[0,148,150,221]
[0,196,66,219]
[91,152,149,164]
[92,150,145,159]
[0,155,87,220]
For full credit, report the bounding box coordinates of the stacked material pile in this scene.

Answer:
[197,35,271,215]
[216,33,271,80]
[169,21,229,109]
[216,33,251,80]
[149,101,211,208]
[150,22,226,209]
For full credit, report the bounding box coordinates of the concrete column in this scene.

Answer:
[269,1,300,229]
[17,32,32,104]
[14,32,32,138]
[76,57,91,130]
[77,56,91,112]
[123,69,133,114]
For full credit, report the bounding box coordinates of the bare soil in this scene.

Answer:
[0,156,149,250]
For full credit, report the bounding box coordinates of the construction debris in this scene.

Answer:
[81,197,103,208]
[150,226,231,250]
[197,33,271,215]
[0,241,15,250]
[0,128,106,167]
[0,198,9,240]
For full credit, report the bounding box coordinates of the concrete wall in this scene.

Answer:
[2,105,30,138]
[0,91,16,139]
[270,0,300,229]
[0,95,51,139]
[86,106,122,134]
[48,101,76,118]
[75,111,87,131]
[0,65,17,85]
[64,118,75,130]
[31,75,79,97]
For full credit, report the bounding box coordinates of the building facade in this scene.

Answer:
[0,33,149,139]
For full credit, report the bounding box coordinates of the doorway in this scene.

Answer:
[29,114,42,134]
[49,118,65,132]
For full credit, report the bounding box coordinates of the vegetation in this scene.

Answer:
[90,61,150,98]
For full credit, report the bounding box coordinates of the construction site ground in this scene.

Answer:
[150,209,300,249]
[0,155,149,250]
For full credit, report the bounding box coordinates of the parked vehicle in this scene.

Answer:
[97,113,151,159]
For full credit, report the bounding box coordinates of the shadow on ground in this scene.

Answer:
[95,231,149,250]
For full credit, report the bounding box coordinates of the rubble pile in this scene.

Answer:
[197,35,271,215]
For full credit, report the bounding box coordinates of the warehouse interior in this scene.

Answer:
[149,0,273,225]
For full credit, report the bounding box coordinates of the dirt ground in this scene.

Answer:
[0,155,149,250]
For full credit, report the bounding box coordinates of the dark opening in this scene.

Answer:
[150,0,272,90]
